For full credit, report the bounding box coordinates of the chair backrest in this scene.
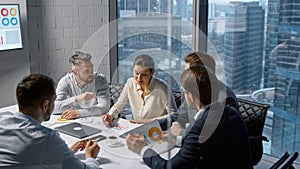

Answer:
[237,98,271,165]
[109,83,124,107]
[237,98,270,136]
[172,90,183,108]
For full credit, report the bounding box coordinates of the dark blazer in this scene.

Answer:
[144,103,253,169]
[159,81,238,131]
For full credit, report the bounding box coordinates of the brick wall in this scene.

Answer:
[26,0,110,83]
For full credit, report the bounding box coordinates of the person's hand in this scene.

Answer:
[126,134,147,155]
[75,92,96,102]
[170,122,182,136]
[159,131,176,147]
[102,114,114,127]
[159,131,168,142]
[70,140,87,153]
[61,110,80,120]
[129,118,152,124]
[85,139,100,159]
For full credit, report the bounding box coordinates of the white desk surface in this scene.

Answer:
[0,105,179,169]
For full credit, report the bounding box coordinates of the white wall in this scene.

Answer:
[0,0,111,107]
[0,0,30,107]
[27,0,110,82]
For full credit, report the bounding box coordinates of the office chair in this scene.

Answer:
[270,152,299,169]
[109,83,124,107]
[109,83,131,119]
[237,98,270,165]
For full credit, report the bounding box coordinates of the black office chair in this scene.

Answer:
[172,90,184,108]
[237,98,270,165]
[109,83,131,119]
[270,152,299,169]
[109,83,124,106]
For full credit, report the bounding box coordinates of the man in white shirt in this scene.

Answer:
[54,51,110,119]
[0,74,100,169]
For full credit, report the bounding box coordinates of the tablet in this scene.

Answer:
[119,120,173,154]
[54,122,102,139]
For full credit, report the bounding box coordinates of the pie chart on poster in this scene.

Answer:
[148,127,161,141]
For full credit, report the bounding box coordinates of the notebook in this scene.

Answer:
[54,122,102,139]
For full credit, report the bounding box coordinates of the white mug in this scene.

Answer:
[108,135,119,145]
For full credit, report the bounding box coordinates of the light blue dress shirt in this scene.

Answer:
[0,112,99,169]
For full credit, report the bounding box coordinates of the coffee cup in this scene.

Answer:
[108,135,119,145]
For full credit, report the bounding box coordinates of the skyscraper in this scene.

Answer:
[264,0,279,88]
[117,0,190,88]
[264,0,300,157]
[223,2,264,93]
[118,0,169,14]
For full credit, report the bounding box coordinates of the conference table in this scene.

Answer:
[0,104,179,169]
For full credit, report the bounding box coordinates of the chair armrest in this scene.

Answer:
[270,152,290,169]
[278,152,299,169]
[249,135,269,142]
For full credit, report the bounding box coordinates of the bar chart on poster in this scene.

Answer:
[0,4,22,51]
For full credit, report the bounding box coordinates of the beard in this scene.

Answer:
[43,106,52,121]
[79,74,94,84]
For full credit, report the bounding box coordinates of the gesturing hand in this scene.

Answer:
[70,140,87,153]
[61,110,80,120]
[170,122,182,136]
[75,92,96,102]
[129,118,153,124]
[126,134,147,155]
[102,114,114,127]
[159,131,176,147]
[85,139,100,159]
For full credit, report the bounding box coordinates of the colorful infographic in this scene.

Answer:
[148,126,162,141]
[0,4,22,51]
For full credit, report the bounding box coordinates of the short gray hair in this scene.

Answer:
[69,51,92,67]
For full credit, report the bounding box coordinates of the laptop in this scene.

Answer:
[54,122,102,139]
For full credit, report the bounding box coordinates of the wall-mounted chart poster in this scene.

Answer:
[0,4,22,51]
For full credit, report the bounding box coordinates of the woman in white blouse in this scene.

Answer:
[103,54,177,125]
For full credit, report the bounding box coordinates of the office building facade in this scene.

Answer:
[264,0,300,156]
[223,2,264,93]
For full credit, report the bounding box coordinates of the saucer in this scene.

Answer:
[106,140,124,148]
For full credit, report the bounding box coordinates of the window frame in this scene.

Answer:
[108,0,208,83]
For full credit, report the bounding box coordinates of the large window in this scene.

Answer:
[115,0,194,90]
[208,0,300,162]
[111,0,300,162]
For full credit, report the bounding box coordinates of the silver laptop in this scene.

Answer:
[54,122,102,139]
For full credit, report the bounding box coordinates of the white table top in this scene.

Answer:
[0,105,179,169]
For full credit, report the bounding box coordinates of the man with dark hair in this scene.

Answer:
[184,51,237,108]
[55,51,110,119]
[157,52,238,147]
[126,66,253,169]
[0,74,100,169]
